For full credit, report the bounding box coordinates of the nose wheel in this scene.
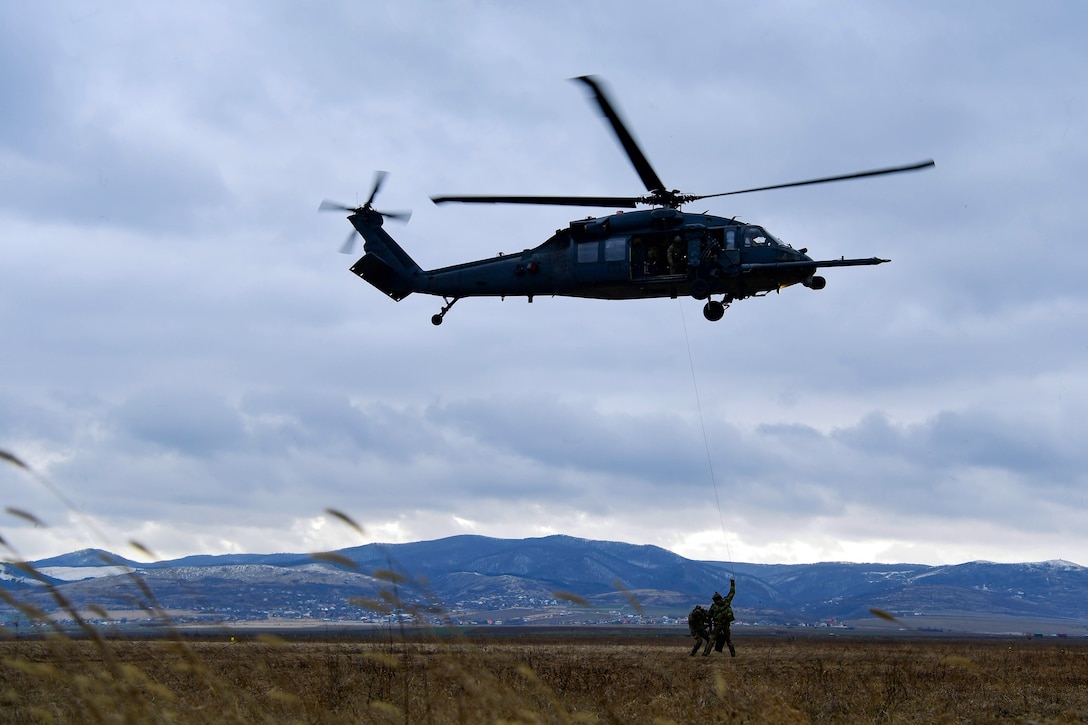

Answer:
[702,297,729,322]
[431,297,460,326]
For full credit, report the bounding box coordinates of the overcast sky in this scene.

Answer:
[2,1,1086,567]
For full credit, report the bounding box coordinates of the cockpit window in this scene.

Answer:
[743,226,771,247]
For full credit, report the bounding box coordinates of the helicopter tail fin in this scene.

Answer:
[347,210,423,301]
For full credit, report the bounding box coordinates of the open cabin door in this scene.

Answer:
[629,232,689,280]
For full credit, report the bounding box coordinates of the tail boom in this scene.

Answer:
[348,210,422,300]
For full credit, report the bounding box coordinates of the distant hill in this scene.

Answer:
[3,535,1086,632]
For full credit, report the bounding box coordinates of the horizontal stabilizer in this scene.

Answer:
[351,254,413,301]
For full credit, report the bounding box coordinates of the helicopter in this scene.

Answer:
[320,76,933,325]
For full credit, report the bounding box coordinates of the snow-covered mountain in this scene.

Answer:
[3,535,1086,627]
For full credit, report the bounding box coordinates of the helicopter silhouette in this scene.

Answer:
[321,76,933,325]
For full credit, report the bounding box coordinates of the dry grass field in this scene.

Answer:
[1,458,1084,722]
[1,632,1086,723]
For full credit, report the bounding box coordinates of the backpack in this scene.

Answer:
[688,605,709,636]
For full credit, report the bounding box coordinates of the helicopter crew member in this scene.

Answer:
[704,579,736,657]
[667,235,686,274]
[644,243,665,275]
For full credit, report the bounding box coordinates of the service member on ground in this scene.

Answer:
[687,603,711,656]
[704,578,736,657]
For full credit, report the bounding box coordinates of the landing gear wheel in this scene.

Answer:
[690,278,711,301]
[703,300,726,322]
[431,296,460,326]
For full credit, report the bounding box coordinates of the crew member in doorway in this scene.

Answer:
[667,235,686,274]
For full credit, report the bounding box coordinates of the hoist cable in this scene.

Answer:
[678,302,735,578]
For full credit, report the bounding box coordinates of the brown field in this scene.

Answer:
[1,632,1086,723]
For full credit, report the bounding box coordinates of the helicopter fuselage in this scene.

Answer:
[418,209,808,300]
[347,206,886,323]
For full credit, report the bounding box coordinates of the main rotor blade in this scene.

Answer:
[689,160,936,201]
[431,194,640,208]
[573,75,667,195]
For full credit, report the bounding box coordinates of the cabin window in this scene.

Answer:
[577,241,598,263]
[604,237,626,262]
[725,230,736,250]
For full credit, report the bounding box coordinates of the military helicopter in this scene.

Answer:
[321,76,933,325]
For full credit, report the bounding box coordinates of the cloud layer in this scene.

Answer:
[2,1,1086,566]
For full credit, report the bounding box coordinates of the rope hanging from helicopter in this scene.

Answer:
[678,301,736,579]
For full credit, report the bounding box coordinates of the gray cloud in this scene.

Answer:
[2,1,1086,565]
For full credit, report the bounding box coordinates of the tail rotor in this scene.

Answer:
[319,171,412,254]
[338,229,360,255]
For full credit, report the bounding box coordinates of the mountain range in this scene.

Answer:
[2,535,1087,633]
